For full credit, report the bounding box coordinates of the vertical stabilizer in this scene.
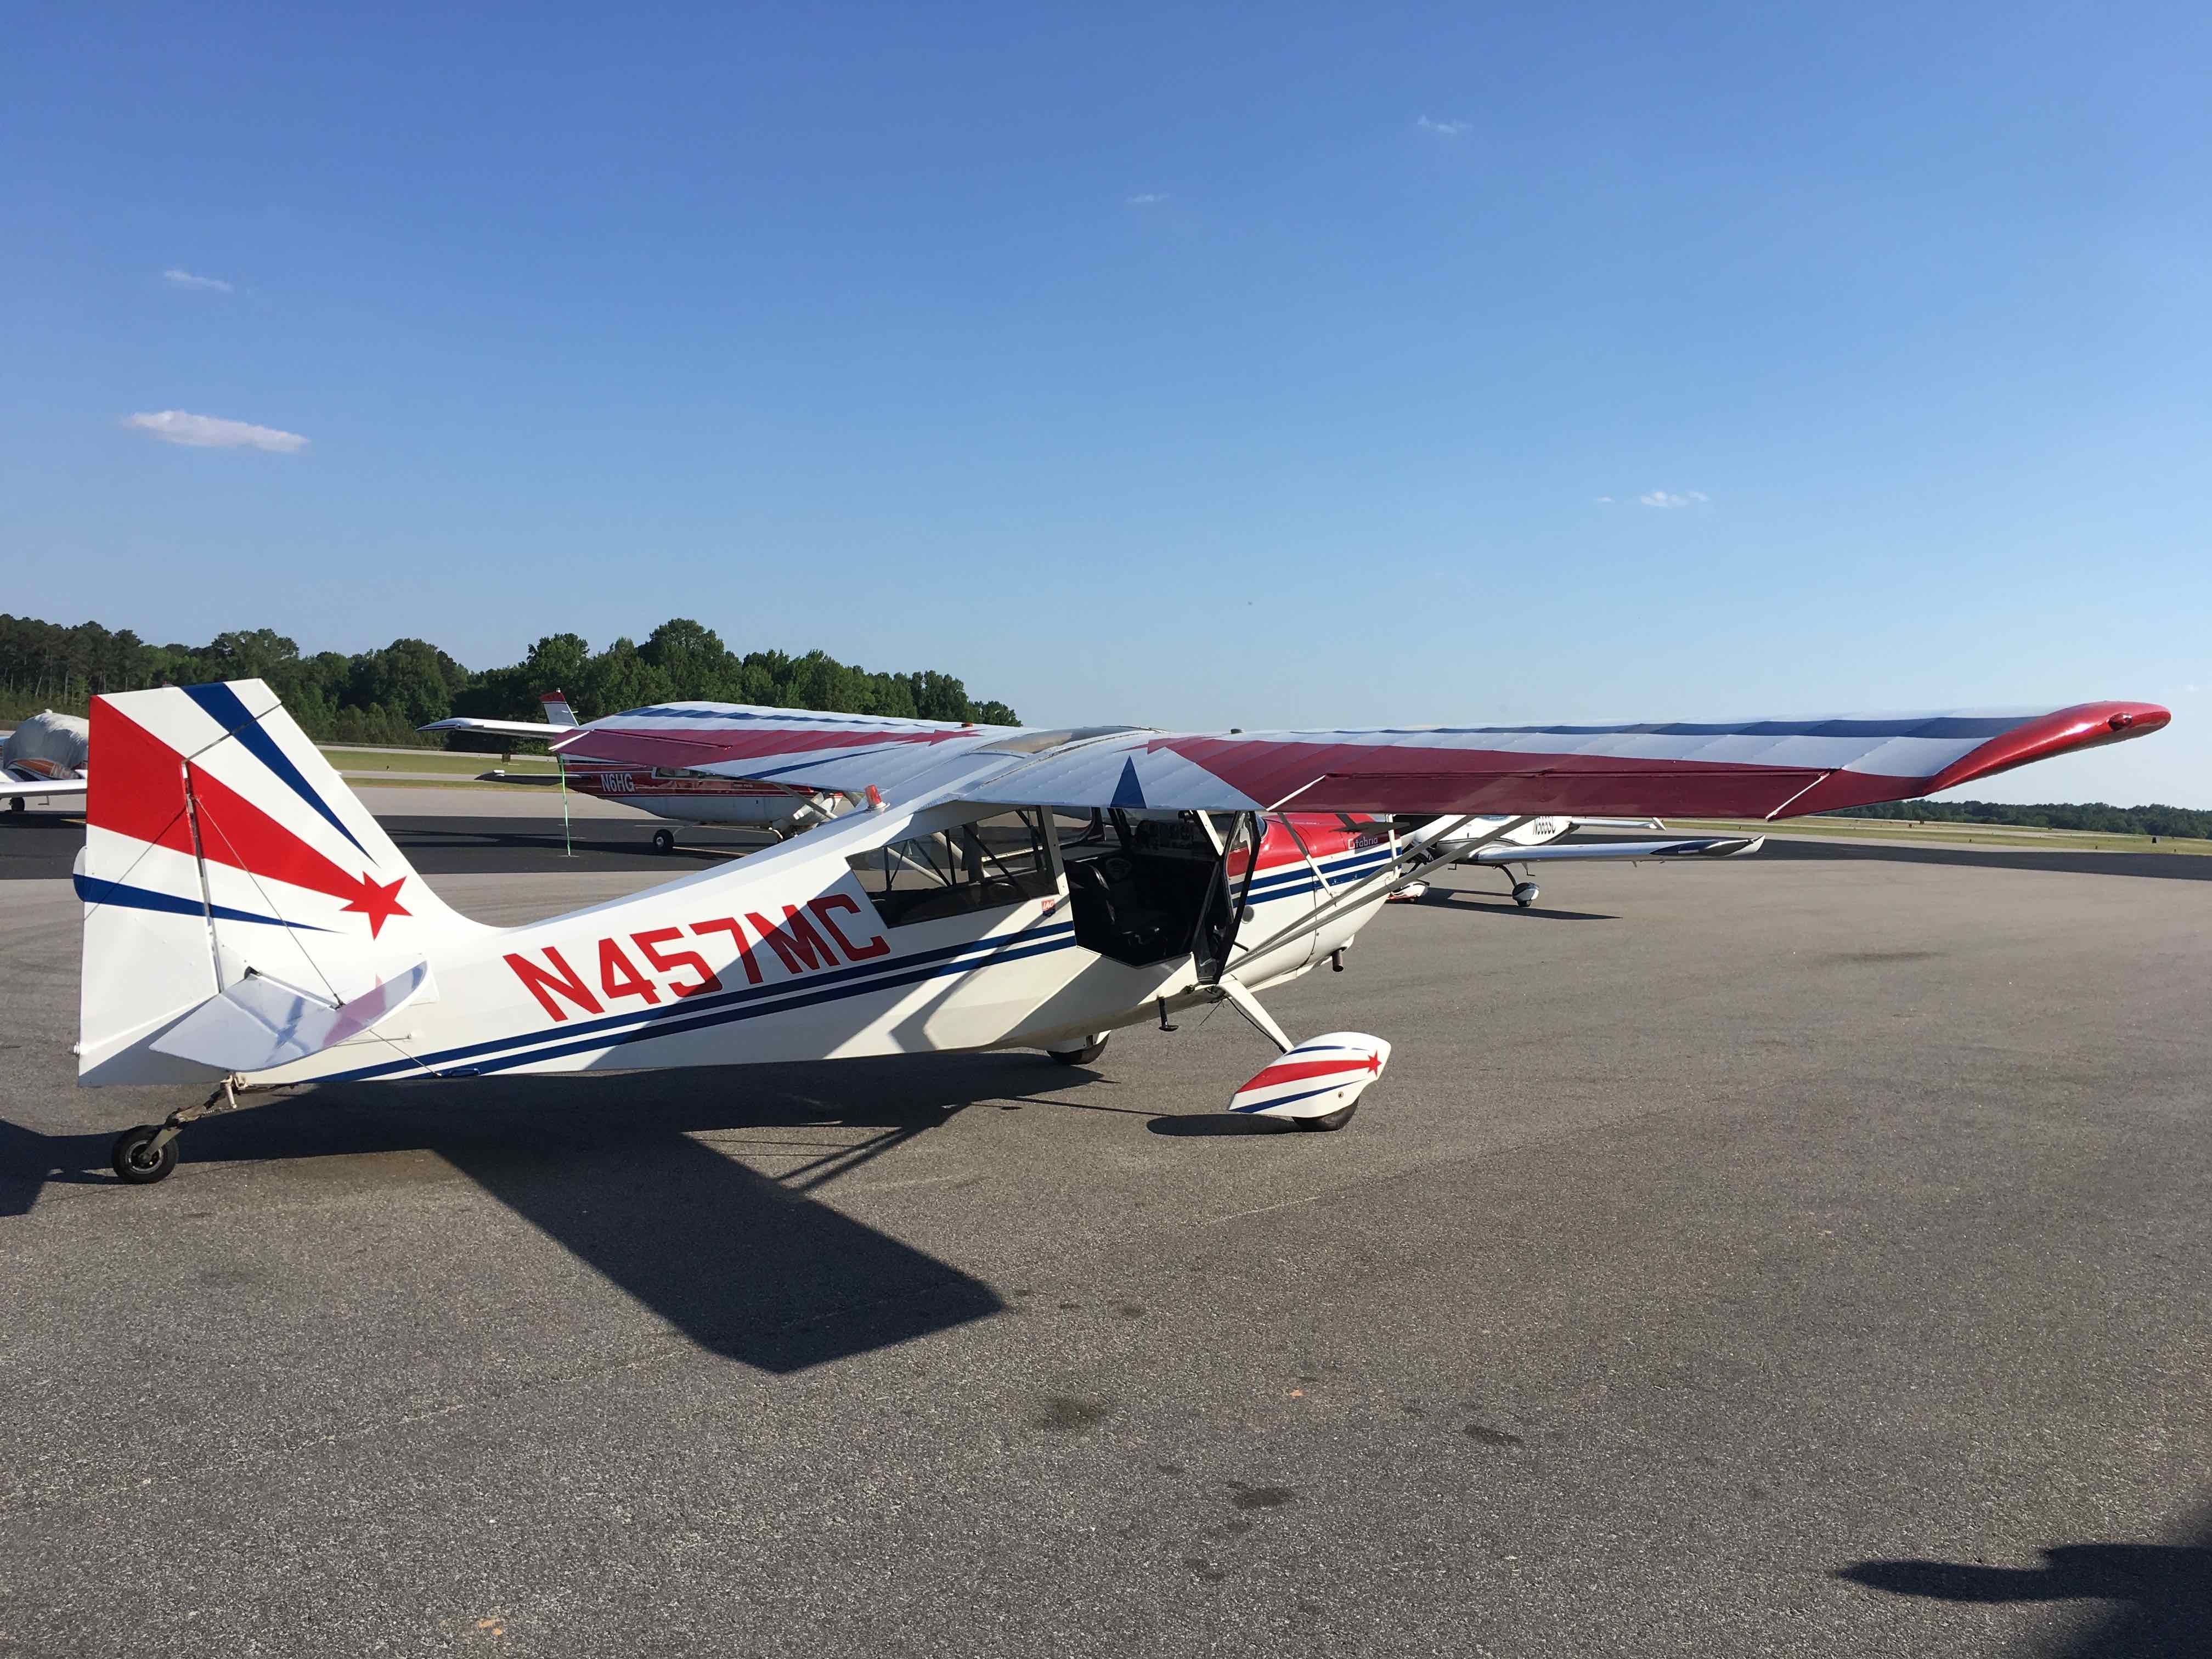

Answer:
[77,680,482,1084]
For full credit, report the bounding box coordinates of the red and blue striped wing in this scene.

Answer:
[953,702,2170,819]
[541,699,2169,820]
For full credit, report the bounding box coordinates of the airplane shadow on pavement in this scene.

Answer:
[0,1053,1120,1374]
[1412,889,1619,922]
[0,1118,115,1214]
[1146,1112,1293,1137]
[1837,1503,2212,1657]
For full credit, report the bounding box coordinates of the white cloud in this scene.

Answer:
[1595,495,1615,504]
[1638,489,1709,509]
[1417,116,1470,137]
[1125,192,1167,206]
[124,410,308,453]
[162,268,233,293]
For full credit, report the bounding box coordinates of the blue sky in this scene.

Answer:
[5,3,2207,803]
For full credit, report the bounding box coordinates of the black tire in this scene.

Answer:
[111,1125,178,1184]
[1047,1034,1110,1066]
[651,828,676,854]
[1292,1101,1358,1132]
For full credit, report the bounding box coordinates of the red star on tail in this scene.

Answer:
[341,872,410,937]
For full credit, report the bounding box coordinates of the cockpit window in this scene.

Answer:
[848,809,1059,928]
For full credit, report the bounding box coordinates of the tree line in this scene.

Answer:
[0,613,1018,748]
[1832,798,2212,840]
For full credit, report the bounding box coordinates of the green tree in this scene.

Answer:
[907,670,971,722]
[577,637,674,717]
[204,628,301,683]
[1,610,1021,740]
[524,632,592,698]
[640,618,740,701]
[345,639,471,727]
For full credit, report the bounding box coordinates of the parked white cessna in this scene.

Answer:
[1381,812,1703,906]
[2,709,90,809]
[424,691,843,847]
[76,681,2166,1182]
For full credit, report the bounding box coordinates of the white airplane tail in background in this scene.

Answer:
[539,690,579,728]
[76,680,482,1085]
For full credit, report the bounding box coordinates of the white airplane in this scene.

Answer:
[1376,812,1708,905]
[425,691,843,848]
[2,709,90,809]
[73,680,2166,1183]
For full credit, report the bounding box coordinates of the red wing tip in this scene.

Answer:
[1928,701,2172,795]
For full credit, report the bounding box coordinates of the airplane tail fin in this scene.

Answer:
[76,680,483,1085]
[539,690,579,729]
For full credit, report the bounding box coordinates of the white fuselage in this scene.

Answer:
[250,806,1391,1090]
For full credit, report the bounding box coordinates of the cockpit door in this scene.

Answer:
[1192,811,1262,983]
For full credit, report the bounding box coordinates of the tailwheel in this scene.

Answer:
[111,1125,178,1184]
[650,827,676,854]
[1292,1102,1358,1132]
[1047,1033,1110,1066]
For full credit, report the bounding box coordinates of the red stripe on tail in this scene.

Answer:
[91,703,410,935]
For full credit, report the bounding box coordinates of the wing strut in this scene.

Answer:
[1226,812,1513,969]
[1214,974,1296,1053]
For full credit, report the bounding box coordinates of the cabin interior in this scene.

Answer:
[845,808,1250,974]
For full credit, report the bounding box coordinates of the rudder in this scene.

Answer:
[77,680,480,1084]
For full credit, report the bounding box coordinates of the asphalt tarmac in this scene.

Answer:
[2,851,2207,1656]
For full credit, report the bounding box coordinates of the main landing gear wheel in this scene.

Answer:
[111,1125,178,1184]
[1292,1102,1358,1132]
[651,827,676,854]
[1047,1034,1111,1066]
[1510,881,1539,909]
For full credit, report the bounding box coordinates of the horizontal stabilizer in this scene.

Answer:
[1464,835,1763,864]
[0,775,86,801]
[151,961,431,1074]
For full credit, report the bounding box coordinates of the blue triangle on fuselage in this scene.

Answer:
[1111,757,1146,809]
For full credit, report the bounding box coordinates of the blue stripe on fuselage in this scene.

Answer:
[324,921,1081,1082]
[409,930,1084,1080]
